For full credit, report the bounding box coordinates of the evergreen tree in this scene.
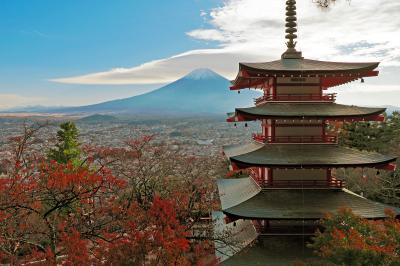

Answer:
[340,112,400,154]
[338,112,400,206]
[48,121,81,165]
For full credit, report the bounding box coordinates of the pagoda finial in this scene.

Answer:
[282,0,303,59]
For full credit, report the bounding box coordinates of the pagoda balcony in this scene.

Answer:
[252,133,338,144]
[254,93,336,105]
[253,221,320,236]
[263,178,345,189]
[249,169,345,189]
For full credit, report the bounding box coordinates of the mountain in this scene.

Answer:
[2,105,65,113]
[58,68,261,115]
[381,105,400,115]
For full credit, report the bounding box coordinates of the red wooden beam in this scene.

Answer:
[326,114,385,123]
[344,114,385,122]
[231,162,240,171]
[232,70,379,90]
[226,116,235,122]
[224,215,240,224]
[226,113,246,122]
[376,163,397,171]
[320,71,379,89]
[230,78,268,90]
[320,76,358,89]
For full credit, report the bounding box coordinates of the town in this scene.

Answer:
[0,115,256,158]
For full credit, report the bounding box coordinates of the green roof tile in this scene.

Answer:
[217,179,399,220]
[224,143,396,168]
[236,103,385,119]
[240,58,379,75]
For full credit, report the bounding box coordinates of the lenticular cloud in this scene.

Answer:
[52,0,400,85]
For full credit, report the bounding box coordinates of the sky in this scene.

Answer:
[0,0,399,109]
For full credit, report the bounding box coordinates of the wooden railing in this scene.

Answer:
[250,174,344,189]
[253,223,320,236]
[255,93,336,104]
[264,179,345,188]
[250,168,264,185]
[252,133,338,144]
[249,169,345,189]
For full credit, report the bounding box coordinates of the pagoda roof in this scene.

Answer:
[224,142,396,168]
[212,211,258,263]
[231,58,379,90]
[218,178,399,220]
[232,103,385,121]
[221,236,321,265]
[217,177,261,210]
[240,58,379,75]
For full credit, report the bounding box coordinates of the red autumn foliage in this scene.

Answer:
[309,207,400,265]
[0,127,220,265]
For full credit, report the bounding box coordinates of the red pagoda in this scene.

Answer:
[215,0,399,264]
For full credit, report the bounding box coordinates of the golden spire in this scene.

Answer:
[282,0,303,59]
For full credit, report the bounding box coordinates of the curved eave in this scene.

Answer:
[220,186,399,220]
[217,177,261,210]
[234,103,386,121]
[240,59,379,75]
[231,157,397,169]
[225,143,397,169]
[221,235,319,265]
[231,58,379,90]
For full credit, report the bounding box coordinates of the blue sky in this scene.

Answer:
[1,0,400,109]
[0,0,220,108]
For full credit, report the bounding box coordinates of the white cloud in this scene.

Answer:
[51,0,400,85]
[187,29,227,42]
[0,94,46,110]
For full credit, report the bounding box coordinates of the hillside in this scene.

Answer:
[59,68,261,115]
[78,114,118,123]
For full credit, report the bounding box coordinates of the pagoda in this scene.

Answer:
[215,0,399,264]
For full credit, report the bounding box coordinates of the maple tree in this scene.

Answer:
[309,208,400,266]
[0,123,227,264]
[85,134,233,263]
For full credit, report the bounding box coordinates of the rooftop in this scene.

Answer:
[221,236,322,266]
[224,142,396,168]
[218,178,399,220]
[239,59,379,76]
[233,103,385,120]
[230,0,380,90]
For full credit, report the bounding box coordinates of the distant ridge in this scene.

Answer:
[78,114,118,123]
[381,105,400,115]
[45,68,261,116]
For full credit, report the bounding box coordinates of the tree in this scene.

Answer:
[86,135,237,262]
[313,0,338,8]
[339,113,400,154]
[313,0,352,8]
[0,124,225,264]
[100,196,191,265]
[309,208,400,266]
[337,112,400,207]
[48,122,81,165]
